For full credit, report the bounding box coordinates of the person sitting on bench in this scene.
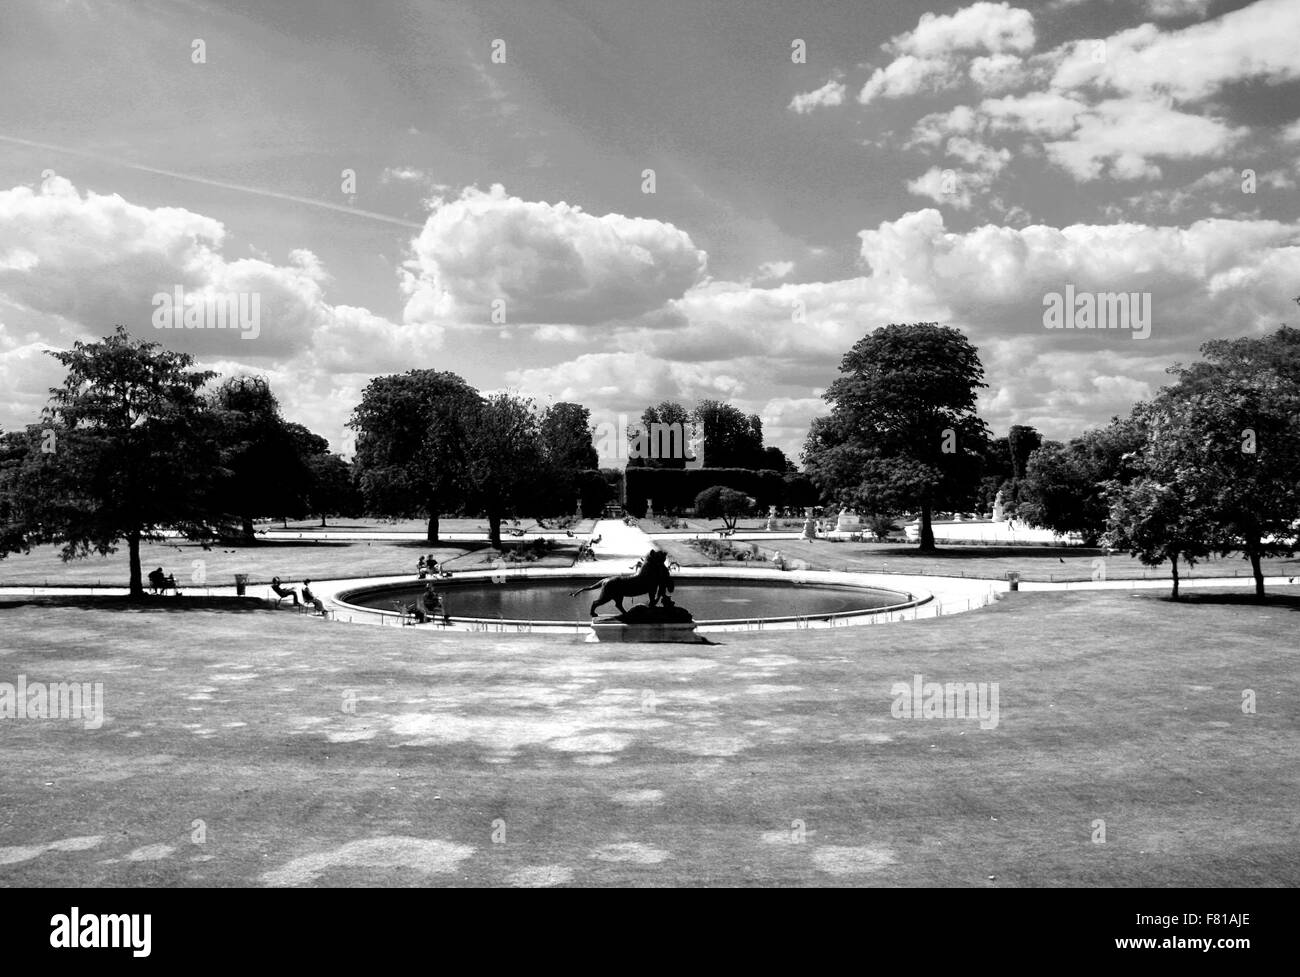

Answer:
[410,582,448,625]
[269,576,299,606]
[301,579,327,616]
[148,567,180,595]
[417,555,428,579]
[426,584,451,626]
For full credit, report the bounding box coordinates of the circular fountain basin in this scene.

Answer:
[339,573,913,627]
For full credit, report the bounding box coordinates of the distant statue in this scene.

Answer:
[570,549,674,618]
[835,508,861,532]
[992,489,1007,523]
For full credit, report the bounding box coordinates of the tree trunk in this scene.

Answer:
[488,512,502,549]
[1170,554,1180,600]
[320,513,327,528]
[919,504,936,551]
[241,514,255,540]
[127,530,145,599]
[1250,549,1264,602]
[426,513,439,544]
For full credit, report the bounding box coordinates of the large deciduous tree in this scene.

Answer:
[1017,416,1144,545]
[1104,473,1213,600]
[349,370,480,542]
[0,327,227,597]
[694,485,752,530]
[1147,329,1300,600]
[692,400,763,469]
[535,402,598,520]
[210,377,313,537]
[802,323,989,550]
[463,393,544,548]
[628,401,692,469]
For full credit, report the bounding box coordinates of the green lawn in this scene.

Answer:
[260,518,596,535]
[0,538,583,589]
[698,539,1300,584]
[1,588,1295,886]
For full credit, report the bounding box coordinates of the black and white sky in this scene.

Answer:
[0,0,1297,460]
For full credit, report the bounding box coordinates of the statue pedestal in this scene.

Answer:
[587,602,705,643]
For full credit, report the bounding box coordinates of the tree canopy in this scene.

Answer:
[803,323,989,550]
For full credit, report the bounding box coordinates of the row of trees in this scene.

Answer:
[628,400,790,471]
[0,329,812,598]
[348,370,599,546]
[0,328,357,596]
[5,323,1296,600]
[802,321,1300,599]
[622,466,816,516]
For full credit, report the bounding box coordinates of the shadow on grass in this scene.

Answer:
[852,545,1098,560]
[0,596,270,612]
[1147,591,1300,610]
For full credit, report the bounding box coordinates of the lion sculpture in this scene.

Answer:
[569,549,674,618]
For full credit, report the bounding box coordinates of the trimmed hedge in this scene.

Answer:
[624,468,816,517]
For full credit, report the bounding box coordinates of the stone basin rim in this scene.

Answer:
[333,566,933,630]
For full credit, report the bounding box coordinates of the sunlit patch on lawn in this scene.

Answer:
[590,842,671,864]
[837,732,894,744]
[736,655,800,668]
[551,732,634,753]
[125,843,175,861]
[611,789,664,805]
[573,754,617,766]
[0,835,103,866]
[811,845,896,875]
[507,865,575,887]
[261,837,476,886]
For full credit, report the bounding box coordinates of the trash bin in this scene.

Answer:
[234,573,249,596]
[1006,571,1020,592]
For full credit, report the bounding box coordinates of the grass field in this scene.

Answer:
[0,538,585,589]
[5,530,1295,592]
[655,537,1300,584]
[1,588,1295,887]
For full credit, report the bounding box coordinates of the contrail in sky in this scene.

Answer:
[0,134,426,229]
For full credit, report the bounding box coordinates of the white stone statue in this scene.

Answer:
[992,489,1006,523]
[835,508,861,532]
[646,498,654,519]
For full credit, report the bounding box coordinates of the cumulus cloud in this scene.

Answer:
[506,206,1299,454]
[891,2,1036,58]
[859,56,960,104]
[757,260,795,281]
[907,135,1010,208]
[968,53,1029,93]
[907,105,985,148]
[0,175,415,360]
[0,176,438,439]
[1044,97,1244,181]
[789,78,846,113]
[1144,0,1212,20]
[1046,0,1299,103]
[400,184,706,327]
[860,2,1037,104]
[380,166,428,184]
[856,0,1300,199]
[980,92,1086,137]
